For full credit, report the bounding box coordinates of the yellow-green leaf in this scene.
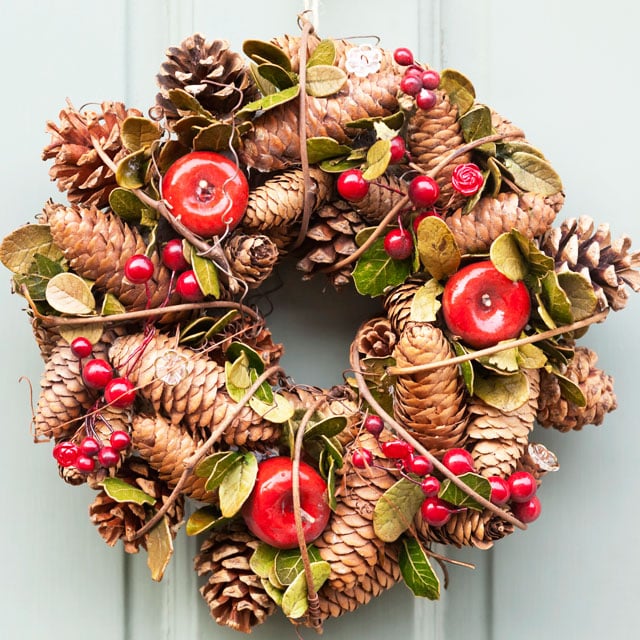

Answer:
[190,247,220,298]
[250,543,279,579]
[362,139,391,181]
[440,69,476,115]
[101,477,156,505]
[167,88,213,117]
[303,416,348,440]
[458,105,495,154]
[490,233,528,281]
[478,344,520,373]
[305,64,348,97]
[45,272,96,315]
[517,342,547,369]
[0,225,63,275]
[101,292,126,316]
[557,271,598,321]
[256,63,295,90]
[249,392,294,423]
[416,216,461,281]
[59,322,103,346]
[399,538,440,599]
[261,578,284,605]
[115,148,149,189]
[243,40,292,71]
[237,85,300,118]
[410,279,444,322]
[473,370,530,412]
[307,39,336,67]
[193,122,237,152]
[225,353,251,390]
[281,561,331,619]
[501,151,563,196]
[373,477,425,542]
[121,116,161,151]
[146,516,174,582]
[186,505,226,536]
[218,452,258,517]
[306,136,352,164]
[274,546,322,586]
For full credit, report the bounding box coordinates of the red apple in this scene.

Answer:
[241,456,330,549]
[441,260,531,349]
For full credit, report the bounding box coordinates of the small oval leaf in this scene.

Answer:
[373,477,425,542]
[256,63,295,90]
[304,416,348,440]
[243,40,292,71]
[274,546,322,586]
[362,139,391,181]
[473,370,530,412]
[45,272,96,315]
[281,561,331,619]
[417,216,461,281]
[218,452,258,517]
[249,392,295,423]
[0,224,63,275]
[490,233,528,281]
[185,505,227,536]
[438,472,491,511]
[399,537,440,599]
[501,151,563,196]
[305,65,348,98]
[238,85,300,118]
[191,248,220,298]
[410,279,444,323]
[440,69,476,115]
[115,148,149,189]
[101,477,156,505]
[121,116,161,151]
[59,322,103,346]
[250,543,279,579]
[306,136,352,164]
[352,236,412,297]
[307,39,336,67]
[146,516,174,582]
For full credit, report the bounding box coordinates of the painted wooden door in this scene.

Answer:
[1,1,638,639]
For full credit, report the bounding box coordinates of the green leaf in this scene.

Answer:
[555,370,587,407]
[517,342,547,369]
[173,115,216,146]
[305,64,348,97]
[373,477,425,542]
[319,434,343,469]
[226,353,252,391]
[438,472,491,511]
[541,271,573,325]
[205,310,240,338]
[440,69,476,115]
[167,89,213,117]
[416,216,461,281]
[256,63,296,90]
[352,236,412,297]
[190,247,220,298]
[508,229,555,280]
[261,578,284,605]
[185,505,227,536]
[304,416,348,440]
[237,85,300,118]
[458,105,495,154]
[501,151,563,196]
[243,40,292,71]
[218,452,258,518]
[249,392,295,423]
[250,368,274,404]
[281,561,331,619]
[101,477,156,506]
[250,543,279,579]
[193,122,237,152]
[115,148,149,189]
[101,292,126,316]
[399,538,440,599]
[109,188,149,223]
[45,272,96,315]
[361,139,391,181]
[490,233,528,281]
[478,345,520,373]
[0,224,64,275]
[345,111,404,131]
[58,322,103,346]
[307,39,336,67]
[157,139,190,172]
[226,342,266,373]
[453,341,474,394]
[146,515,174,582]
[497,141,547,161]
[274,546,322,586]
[325,455,338,510]
[557,271,597,321]
[195,450,242,484]
[319,156,363,173]
[410,279,444,322]
[473,370,530,412]
[306,136,352,164]
[120,116,161,151]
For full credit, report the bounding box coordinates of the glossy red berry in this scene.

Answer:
[110,430,131,451]
[416,88,437,111]
[383,228,414,260]
[98,446,120,468]
[408,175,440,208]
[363,414,384,437]
[70,336,93,359]
[442,448,475,475]
[351,448,374,469]
[75,454,96,473]
[337,169,369,202]
[82,358,113,390]
[488,476,511,506]
[400,74,422,96]
[420,497,453,527]
[161,238,189,272]
[380,439,414,460]
[79,436,101,457]
[420,475,441,497]
[451,163,484,196]
[404,66,424,79]
[508,471,537,503]
[124,254,154,284]
[175,270,204,302]
[104,377,136,408]
[52,442,79,468]
[389,136,406,164]
[406,454,433,477]
[512,495,542,523]
[421,69,441,90]
[393,47,414,66]
[412,210,440,233]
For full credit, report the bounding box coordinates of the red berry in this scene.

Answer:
[351,448,374,469]
[442,448,475,475]
[104,377,136,408]
[124,254,154,284]
[400,74,423,96]
[421,69,441,90]
[363,414,384,437]
[336,169,369,202]
[404,66,424,79]
[110,430,131,451]
[488,476,511,506]
[420,497,453,527]
[408,175,440,208]
[82,358,113,390]
[442,261,531,349]
[75,454,96,473]
[98,446,120,468]
[70,336,93,359]
[512,495,542,523]
[389,136,406,164]
[508,471,537,503]
[412,210,440,233]
[380,439,414,460]
[79,436,101,457]
[451,163,484,196]
[161,238,189,272]
[406,454,433,477]
[393,47,414,66]
[416,88,437,110]
[383,228,414,260]
[420,475,441,497]
[52,441,79,468]
[162,151,249,238]
[175,270,203,302]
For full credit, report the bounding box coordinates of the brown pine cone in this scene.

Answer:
[195,522,276,633]
[393,323,468,458]
[353,317,397,358]
[537,347,617,432]
[351,175,407,225]
[31,317,60,361]
[445,191,564,255]
[156,34,257,121]
[383,277,427,335]
[224,233,279,289]
[491,110,525,141]
[42,101,142,208]
[88,458,184,554]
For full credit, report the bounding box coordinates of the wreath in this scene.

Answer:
[2,16,639,635]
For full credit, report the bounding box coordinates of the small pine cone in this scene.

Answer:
[240,169,333,250]
[156,34,257,120]
[195,522,276,634]
[353,317,397,358]
[46,202,182,318]
[537,347,617,432]
[393,323,468,458]
[296,203,367,288]
[466,368,540,478]
[406,91,471,210]
[445,191,564,255]
[383,277,427,335]
[42,101,141,208]
[351,175,407,225]
[540,216,640,311]
[240,40,401,171]
[516,442,560,481]
[88,458,184,554]
[224,233,279,289]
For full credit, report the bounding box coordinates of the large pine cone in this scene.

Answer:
[42,101,141,208]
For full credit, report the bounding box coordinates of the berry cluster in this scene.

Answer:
[53,429,131,473]
[393,47,441,111]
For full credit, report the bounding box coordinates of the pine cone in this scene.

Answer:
[540,216,640,311]
[353,317,397,358]
[224,233,279,289]
[156,34,257,120]
[42,101,141,208]
[296,203,367,288]
[88,458,184,554]
[351,175,407,225]
[445,191,564,255]
[393,323,468,458]
[31,317,60,361]
[491,110,525,141]
[466,368,540,478]
[537,347,617,432]
[383,277,428,335]
[195,523,276,633]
